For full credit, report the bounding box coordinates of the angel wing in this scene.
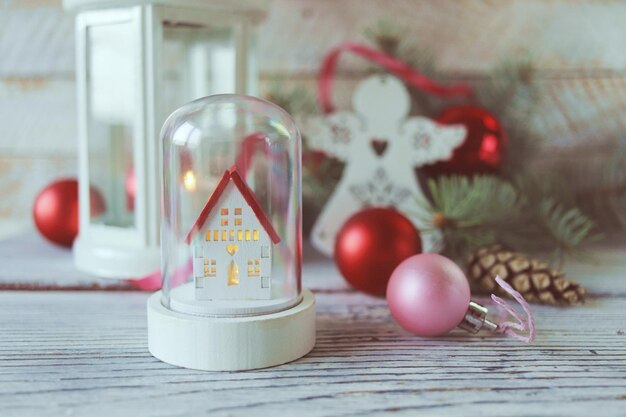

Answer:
[399,116,466,166]
[299,112,363,162]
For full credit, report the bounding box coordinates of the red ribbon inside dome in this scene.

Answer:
[318,42,474,114]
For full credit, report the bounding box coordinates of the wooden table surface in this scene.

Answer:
[1,248,626,417]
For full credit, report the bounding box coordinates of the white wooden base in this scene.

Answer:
[147,289,316,371]
[73,236,160,279]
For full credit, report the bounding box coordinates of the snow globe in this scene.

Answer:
[147,95,316,371]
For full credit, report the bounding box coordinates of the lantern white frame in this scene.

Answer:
[66,0,267,278]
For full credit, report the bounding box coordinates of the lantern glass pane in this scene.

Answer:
[86,21,137,228]
[161,23,236,119]
[160,95,302,317]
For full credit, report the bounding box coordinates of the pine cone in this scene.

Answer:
[467,244,586,306]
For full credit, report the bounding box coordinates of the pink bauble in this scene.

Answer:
[386,253,471,337]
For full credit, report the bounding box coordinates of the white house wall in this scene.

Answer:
[193,182,272,300]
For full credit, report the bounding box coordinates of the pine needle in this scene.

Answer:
[420,176,518,257]
[421,175,600,261]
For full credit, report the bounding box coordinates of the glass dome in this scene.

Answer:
[160,95,302,316]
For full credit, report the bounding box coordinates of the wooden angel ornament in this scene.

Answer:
[303,74,467,255]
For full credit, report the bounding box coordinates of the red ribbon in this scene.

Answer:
[319,42,473,114]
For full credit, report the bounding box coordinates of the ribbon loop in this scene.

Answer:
[492,276,536,343]
[319,42,473,113]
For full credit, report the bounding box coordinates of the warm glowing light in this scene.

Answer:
[227,260,239,286]
[183,170,197,191]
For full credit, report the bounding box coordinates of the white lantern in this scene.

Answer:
[64,0,267,278]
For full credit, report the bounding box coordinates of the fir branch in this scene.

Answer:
[419,176,519,258]
[420,174,600,262]
[427,176,517,226]
[533,199,600,261]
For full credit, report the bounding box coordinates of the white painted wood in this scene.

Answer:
[259,0,626,73]
[169,282,298,316]
[70,2,263,277]
[63,0,271,16]
[0,6,74,77]
[73,5,160,278]
[147,288,316,371]
[0,156,77,239]
[302,75,465,255]
[191,182,273,301]
[0,80,77,155]
[1,260,625,416]
[0,232,133,289]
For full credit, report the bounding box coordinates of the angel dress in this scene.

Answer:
[302,75,466,256]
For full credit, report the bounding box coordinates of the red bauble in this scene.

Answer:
[33,179,106,248]
[334,208,422,296]
[422,105,506,177]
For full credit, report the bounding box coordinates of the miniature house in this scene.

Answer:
[150,95,314,371]
[185,166,280,300]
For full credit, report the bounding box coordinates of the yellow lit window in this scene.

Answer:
[247,259,261,277]
[253,230,259,241]
[237,230,243,241]
[234,208,243,227]
[245,230,251,241]
[222,230,227,241]
[205,230,211,241]
[204,260,217,277]
[213,230,219,241]
[229,230,235,241]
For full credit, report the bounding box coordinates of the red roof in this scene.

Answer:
[184,166,281,244]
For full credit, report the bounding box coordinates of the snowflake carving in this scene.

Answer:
[350,168,411,207]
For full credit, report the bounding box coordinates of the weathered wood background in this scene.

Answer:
[1,0,626,236]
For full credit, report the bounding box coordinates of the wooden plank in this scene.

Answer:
[2,0,626,77]
[0,79,77,155]
[0,157,76,235]
[259,0,626,73]
[0,232,134,289]
[0,278,625,416]
[0,4,74,77]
